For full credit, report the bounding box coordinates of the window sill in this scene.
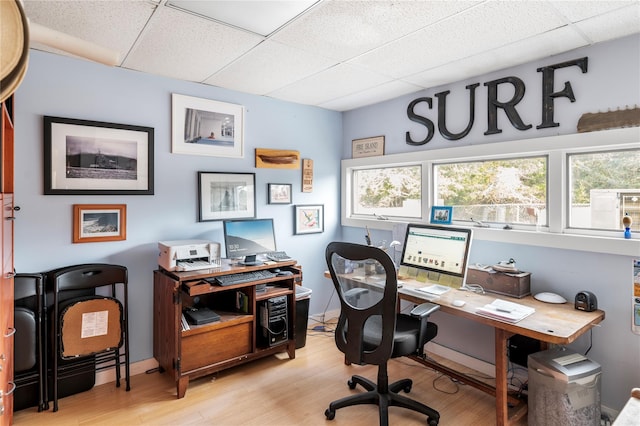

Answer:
[345,217,639,256]
[469,226,639,256]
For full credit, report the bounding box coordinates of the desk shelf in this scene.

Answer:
[153,260,301,399]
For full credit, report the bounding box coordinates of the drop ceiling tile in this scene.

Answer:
[574,5,640,42]
[319,79,423,112]
[268,63,392,106]
[351,0,568,80]
[123,6,263,82]
[271,0,479,62]
[549,0,636,22]
[405,26,589,89]
[23,0,155,63]
[204,40,336,95]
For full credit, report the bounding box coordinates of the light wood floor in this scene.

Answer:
[13,329,526,426]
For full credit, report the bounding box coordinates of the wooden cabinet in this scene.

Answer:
[153,260,301,398]
[1,98,15,425]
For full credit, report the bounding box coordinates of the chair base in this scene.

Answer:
[325,374,439,426]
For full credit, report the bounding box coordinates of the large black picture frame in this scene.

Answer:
[44,116,154,195]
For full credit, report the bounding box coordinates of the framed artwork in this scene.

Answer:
[352,135,385,158]
[268,183,292,204]
[73,204,126,243]
[430,206,453,224]
[172,93,244,158]
[198,171,256,221]
[44,116,154,195]
[294,204,324,235]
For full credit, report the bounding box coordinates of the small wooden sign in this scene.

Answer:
[302,158,313,193]
[352,136,385,158]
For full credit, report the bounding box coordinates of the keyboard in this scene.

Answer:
[209,270,277,286]
[265,251,292,262]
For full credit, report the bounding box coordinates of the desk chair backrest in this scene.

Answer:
[325,241,398,367]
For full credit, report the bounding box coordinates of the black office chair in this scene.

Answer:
[325,242,440,426]
[48,264,130,412]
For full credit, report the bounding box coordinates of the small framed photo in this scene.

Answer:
[268,183,292,204]
[73,204,126,243]
[430,206,452,224]
[198,172,256,221]
[44,116,154,195]
[172,93,244,158]
[352,135,384,158]
[294,204,324,235]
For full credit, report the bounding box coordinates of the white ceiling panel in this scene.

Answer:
[204,40,336,95]
[20,0,640,111]
[270,0,480,62]
[268,63,391,105]
[23,0,155,64]
[405,25,589,89]
[122,6,263,82]
[573,5,640,43]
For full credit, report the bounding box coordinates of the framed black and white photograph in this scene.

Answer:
[172,93,244,158]
[268,183,292,204]
[198,172,256,221]
[294,204,324,235]
[430,206,453,224]
[44,116,154,195]
[73,204,126,243]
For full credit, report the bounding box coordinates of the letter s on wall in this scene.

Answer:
[406,97,434,146]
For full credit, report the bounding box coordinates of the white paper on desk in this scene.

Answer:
[476,299,535,322]
[418,284,451,295]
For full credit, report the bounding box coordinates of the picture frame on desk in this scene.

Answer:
[294,204,324,235]
[198,171,256,221]
[72,204,126,243]
[44,116,154,195]
[171,93,244,158]
[430,206,452,224]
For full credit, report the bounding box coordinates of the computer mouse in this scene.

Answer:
[452,299,466,307]
[534,292,567,304]
[272,268,281,273]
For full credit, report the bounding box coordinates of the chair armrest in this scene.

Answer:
[410,302,440,318]
[344,288,369,299]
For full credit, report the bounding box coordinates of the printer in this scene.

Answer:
[158,240,221,272]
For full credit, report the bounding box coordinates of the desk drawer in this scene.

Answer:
[181,322,252,372]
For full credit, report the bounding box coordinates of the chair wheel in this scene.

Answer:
[347,379,356,389]
[325,408,335,420]
[427,417,438,425]
[403,383,412,393]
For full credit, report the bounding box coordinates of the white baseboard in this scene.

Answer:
[95,358,158,386]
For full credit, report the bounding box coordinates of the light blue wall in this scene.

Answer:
[13,34,639,413]
[341,35,640,412]
[14,50,342,364]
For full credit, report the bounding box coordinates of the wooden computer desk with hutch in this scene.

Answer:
[154,259,301,398]
[325,270,605,425]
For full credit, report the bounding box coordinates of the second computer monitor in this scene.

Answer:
[223,218,277,266]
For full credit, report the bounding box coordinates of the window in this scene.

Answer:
[568,149,640,231]
[342,127,639,255]
[435,157,547,227]
[352,165,422,219]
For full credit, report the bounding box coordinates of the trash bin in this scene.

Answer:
[528,347,601,426]
[295,286,312,349]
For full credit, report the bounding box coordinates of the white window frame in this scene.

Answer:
[342,127,640,256]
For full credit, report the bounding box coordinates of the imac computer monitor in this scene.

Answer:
[223,218,277,266]
[400,223,473,287]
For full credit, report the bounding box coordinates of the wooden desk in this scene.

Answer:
[325,272,605,425]
[155,260,302,398]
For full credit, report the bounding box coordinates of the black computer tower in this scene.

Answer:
[258,296,288,347]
